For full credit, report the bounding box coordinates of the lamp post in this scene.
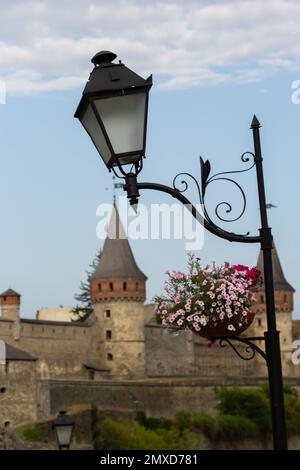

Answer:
[52,410,74,450]
[75,51,288,450]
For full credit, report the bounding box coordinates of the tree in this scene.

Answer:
[72,250,101,322]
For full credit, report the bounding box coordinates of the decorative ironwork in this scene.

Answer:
[111,157,144,180]
[173,172,202,200]
[171,152,256,238]
[212,335,267,362]
[200,152,256,232]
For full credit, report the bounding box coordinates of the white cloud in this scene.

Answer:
[1,0,300,94]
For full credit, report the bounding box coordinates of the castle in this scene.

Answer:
[0,204,299,428]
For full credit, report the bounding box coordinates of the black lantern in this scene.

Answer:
[75,51,152,170]
[52,410,74,450]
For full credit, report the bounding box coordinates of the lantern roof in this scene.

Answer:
[74,50,152,117]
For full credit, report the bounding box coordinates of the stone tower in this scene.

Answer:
[251,244,295,376]
[90,204,147,378]
[0,289,21,322]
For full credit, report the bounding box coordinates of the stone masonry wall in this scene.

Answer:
[0,318,101,378]
[44,377,300,420]
[0,361,38,427]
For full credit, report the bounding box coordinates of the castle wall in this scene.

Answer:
[0,319,101,379]
[0,361,38,427]
[144,325,195,376]
[193,337,261,377]
[42,377,300,420]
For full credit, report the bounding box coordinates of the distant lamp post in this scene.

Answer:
[76,51,288,450]
[52,410,74,450]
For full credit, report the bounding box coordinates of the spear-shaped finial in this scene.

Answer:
[251,114,261,129]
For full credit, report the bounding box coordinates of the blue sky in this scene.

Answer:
[0,0,299,318]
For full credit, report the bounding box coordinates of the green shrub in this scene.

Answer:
[135,410,147,426]
[136,411,172,430]
[261,384,300,437]
[216,387,271,434]
[215,414,259,441]
[190,413,218,441]
[96,418,197,450]
[93,385,300,450]
[21,426,43,442]
[175,411,191,431]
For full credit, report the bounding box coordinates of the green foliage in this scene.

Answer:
[215,415,259,441]
[95,418,197,450]
[136,411,172,430]
[72,250,101,322]
[175,411,191,431]
[175,411,259,441]
[216,386,271,434]
[21,426,43,442]
[189,413,218,441]
[282,386,300,436]
[216,385,300,437]
[94,386,300,450]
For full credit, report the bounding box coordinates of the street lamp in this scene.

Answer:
[75,51,152,171]
[75,51,288,450]
[52,410,74,450]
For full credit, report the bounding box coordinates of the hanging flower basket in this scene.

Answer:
[154,254,261,340]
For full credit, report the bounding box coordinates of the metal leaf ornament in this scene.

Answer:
[200,157,211,197]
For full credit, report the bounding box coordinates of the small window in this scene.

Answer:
[98,283,102,292]
[284,294,287,303]
[123,282,127,291]
[260,295,264,303]
[0,387,6,394]
[109,282,114,292]
[106,330,112,340]
[3,296,6,301]
[107,353,113,361]
[105,309,111,318]
[258,319,262,327]
[136,282,139,291]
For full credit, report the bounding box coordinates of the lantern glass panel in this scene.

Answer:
[55,425,73,448]
[80,103,111,164]
[94,92,146,155]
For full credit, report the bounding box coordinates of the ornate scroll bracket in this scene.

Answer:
[172,152,256,239]
[211,335,267,362]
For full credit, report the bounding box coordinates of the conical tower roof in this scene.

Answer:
[91,204,147,281]
[256,244,294,292]
[0,288,20,297]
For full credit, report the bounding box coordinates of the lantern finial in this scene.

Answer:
[91,51,117,66]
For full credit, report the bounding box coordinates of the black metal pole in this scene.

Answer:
[251,115,288,450]
[123,116,287,450]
